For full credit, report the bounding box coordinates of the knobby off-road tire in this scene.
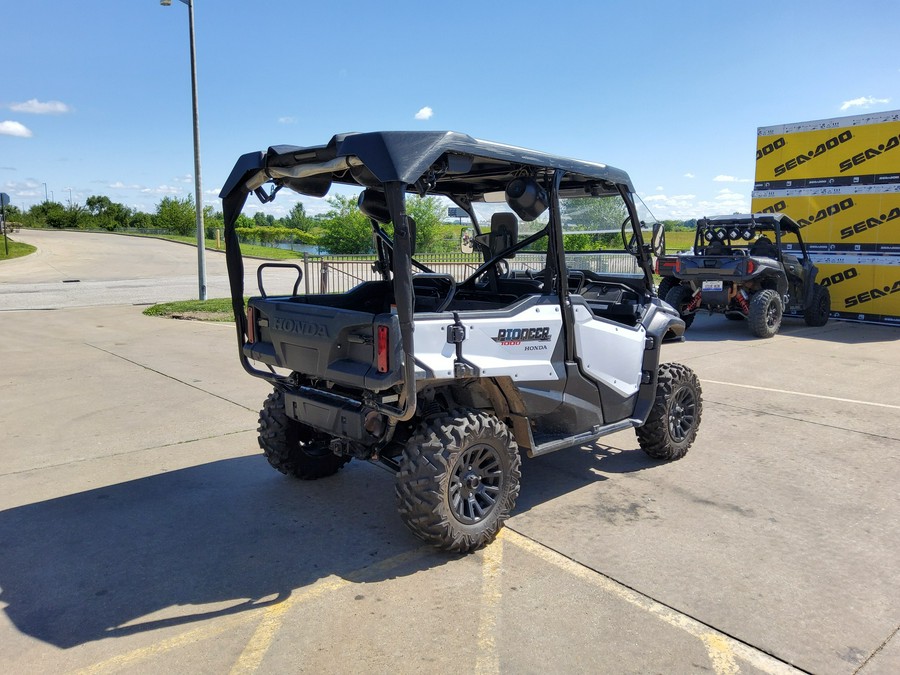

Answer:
[665,284,696,329]
[748,289,783,338]
[396,410,521,553]
[258,389,350,479]
[636,363,702,460]
[803,283,830,327]
[656,276,678,302]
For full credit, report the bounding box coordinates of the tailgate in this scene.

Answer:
[245,297,404,392]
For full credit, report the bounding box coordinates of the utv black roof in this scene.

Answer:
[698,213,802,234]
[219,130,635,205]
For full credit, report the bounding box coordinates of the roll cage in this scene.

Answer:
[220,131,656,417]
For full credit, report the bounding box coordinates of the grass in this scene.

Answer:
[0,237,37,261]
[143,297,239,322]
[133,233,308,260]
[664,230,695,253]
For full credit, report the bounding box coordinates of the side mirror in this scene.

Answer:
[651,222,666,258]
[489,213,518,258]
[460,227,474,254]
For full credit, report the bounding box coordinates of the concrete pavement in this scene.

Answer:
[0,230,898,674]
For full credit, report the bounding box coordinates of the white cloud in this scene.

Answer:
[840,96,890,111]
[141,185,182,195]
[9,99,71,114]
[278,116,297,124]
[684,172,695,179]
[414,106,433,120]
[712,175,751,183]
[109,181,141,189]
[637,193,700,219]
[655,185,664,191]
[713,188,750,211]
[0,120,33,137]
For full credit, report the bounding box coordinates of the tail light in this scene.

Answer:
[246,305,258,343]
[376,325,390,373]
[675,259,682,274]
[746,260,756,274]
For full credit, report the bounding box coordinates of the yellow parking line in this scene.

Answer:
[75,548,432,675]
[74,613,250,675]
[702,633,741,675]
[230,547,432,673]
[230,577,350,675]
[475,534,505,675]
[503,529,800,675]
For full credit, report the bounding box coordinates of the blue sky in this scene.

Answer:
[2,0,897,221]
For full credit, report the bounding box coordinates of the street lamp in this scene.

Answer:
[161,0,207,301]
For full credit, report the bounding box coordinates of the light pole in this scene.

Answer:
[161,0,207,300]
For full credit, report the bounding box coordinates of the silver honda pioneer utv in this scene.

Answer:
[220,131,702,552]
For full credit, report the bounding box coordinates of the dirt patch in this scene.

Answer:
[169,311,233,322]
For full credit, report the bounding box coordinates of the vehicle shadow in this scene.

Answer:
[514,439,665,514]
[0,456,453,649]
[680,313,893,344]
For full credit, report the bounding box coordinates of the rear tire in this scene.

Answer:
[258,389,350,479]
[748,289,782,338]
[803,283,830,327]
[656,276,677,301]
[665,285,696,329]
[637,363,702,460]
[396,410,521,553]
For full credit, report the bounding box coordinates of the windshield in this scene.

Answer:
[559,193,643,276]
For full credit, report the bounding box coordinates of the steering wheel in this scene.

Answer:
[621,215,637,252]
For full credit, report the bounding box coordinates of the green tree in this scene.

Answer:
[155,195,196,235]
[85,195,132,230]
[204,206,224,238]
[2,204,22,222]
[253,211,276,227]
[405,195,454,253]
[284,202,311,231]
[129,211,153,229]
[319,193,373,254]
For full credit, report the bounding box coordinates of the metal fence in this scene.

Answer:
[256,250,642,296]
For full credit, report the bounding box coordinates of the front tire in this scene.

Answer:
[396,410,521,553]
[748,289,783,338]
[804,283,830,327]
[665,285,696,329]
[637,363,702,460]
[258,389,350,479]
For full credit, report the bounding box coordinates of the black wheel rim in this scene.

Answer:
[449,443,503,524]
[668,386,697,443]
[766,300,780,328]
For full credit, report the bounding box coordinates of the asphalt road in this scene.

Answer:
[1,230,898,674]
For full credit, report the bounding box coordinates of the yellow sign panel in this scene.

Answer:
[750,190,900,246]
[756,111,900,184]
[753,110,900,325]
[816,261,900,324]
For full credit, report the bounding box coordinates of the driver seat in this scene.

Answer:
[749,235,778,258]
